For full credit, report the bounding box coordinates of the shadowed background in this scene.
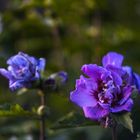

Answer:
[0,0,140,140]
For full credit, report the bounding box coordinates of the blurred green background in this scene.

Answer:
[0,0,140,140]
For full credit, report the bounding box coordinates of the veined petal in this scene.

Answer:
[83,105,109,120]
[102,52,124,68]
[111,99,133,113]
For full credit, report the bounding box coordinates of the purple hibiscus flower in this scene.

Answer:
[70,52,139,121]
[0,52,46,91]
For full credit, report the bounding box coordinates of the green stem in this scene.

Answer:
[39,92,46,140]
[112,125,117,140]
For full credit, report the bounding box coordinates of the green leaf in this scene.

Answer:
[114,113,133,133]
[0,104,37,117]
[51,112,98,130]
[11,104,24,112]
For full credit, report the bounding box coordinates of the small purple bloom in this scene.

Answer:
[70,52,138,121]
[42,71,68,90]
[0,52,46,91]
[49,71,68,84]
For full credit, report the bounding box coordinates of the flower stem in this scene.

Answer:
[40,92,46,140]
[112,125,117,140]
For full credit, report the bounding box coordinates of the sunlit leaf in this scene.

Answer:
[0,104,37,117]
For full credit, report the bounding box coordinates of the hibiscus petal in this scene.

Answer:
[107,65,126,76]
[9,80,25,91]
[119,86,132,105]
[70,87,97,107]
[70,77,97,107]
[111,71,122,86]
[7,53,28,67]
[81,64,106,80]
[83,105,109,120]
[34,70,40,79]
[111,99,133,113]
[122,66,133,85]
[0,68,13,79]
[102,52,124,67]
[34,58,46,79]
[76,75,97,90]
[38,58,46,71]
[123,66,133,77]
[133,73,140,92]
[98,102,110,110]
[106,65,123,86]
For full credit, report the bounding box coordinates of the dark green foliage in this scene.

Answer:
[51,112,98,130]
[114,113,133,133]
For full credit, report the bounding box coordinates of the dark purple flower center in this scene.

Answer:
[92,77,120,106]
[16,67,28,76]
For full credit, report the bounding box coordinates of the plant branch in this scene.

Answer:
[39,91,46,140]
[112,125,117,140]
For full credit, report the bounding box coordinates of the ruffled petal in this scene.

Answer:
[110,71,122,86]
[7,53,29,67]
[76,75,97,90]
[106,65,124,86]
[111,99,133,113]
[81,64,107,80]
[70,76,97,107]
[102,52,124,68]
[119,86,132,105]
[83,105,109,120]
